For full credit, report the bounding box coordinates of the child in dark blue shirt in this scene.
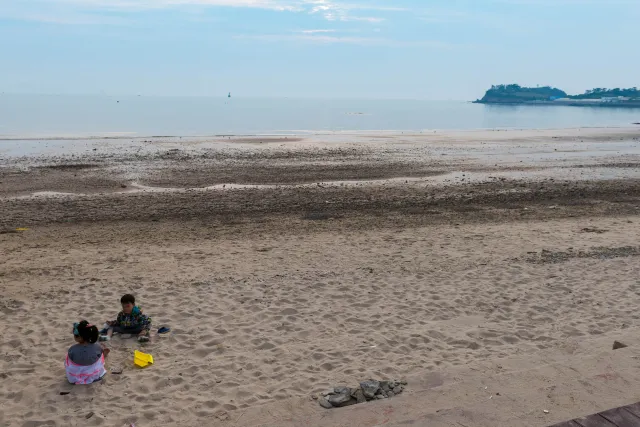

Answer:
[101,294,152,342]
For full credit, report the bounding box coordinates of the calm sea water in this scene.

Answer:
[1,94,639,138]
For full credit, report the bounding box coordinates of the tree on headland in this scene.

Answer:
[568,87,640,99]
[478,84,567,103]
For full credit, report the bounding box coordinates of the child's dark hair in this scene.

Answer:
[74,320,99,344]
[121,294,135,305]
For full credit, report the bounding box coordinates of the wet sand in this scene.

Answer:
[1,127,640,426]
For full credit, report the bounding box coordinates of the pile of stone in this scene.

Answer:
[317,379,407,409]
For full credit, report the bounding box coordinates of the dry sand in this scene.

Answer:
[1,128,640,427]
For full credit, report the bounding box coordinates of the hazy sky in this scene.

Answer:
[1,0,638,99]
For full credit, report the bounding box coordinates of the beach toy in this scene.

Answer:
[133,350,154,368]
[157,326,171,334]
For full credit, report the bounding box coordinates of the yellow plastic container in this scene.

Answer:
[134,350,154,368]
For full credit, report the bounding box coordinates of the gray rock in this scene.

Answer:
[387,391,395,398]
[335,397,357,408]
[376,395,386,400]
[380,381,391,392]
[318,397,333,409]
[393,386,403,394]
[360,380,380,399]
[328,388,352,406]
[334,386,351,395]
[353,388,367,404]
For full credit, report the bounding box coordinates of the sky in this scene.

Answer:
[0,0,639,99]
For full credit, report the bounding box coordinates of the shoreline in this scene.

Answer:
[1,125,640,143]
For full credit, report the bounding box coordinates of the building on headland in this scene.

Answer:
[552,96,635,106]
[553,98,600,105]
[601,96,631,103]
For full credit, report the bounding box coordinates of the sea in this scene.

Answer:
[1,94,639,138]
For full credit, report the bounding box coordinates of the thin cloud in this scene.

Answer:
[344,16,384,22]
[299,29,337,33]
[306,0,402,22]
[12,0,409,22]
[0,0,413,27]
[235,33,464,48]
[53,0,302,11]
[249,34,386,44]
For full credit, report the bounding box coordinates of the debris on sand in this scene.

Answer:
[523,246,640,264]
[318,379,407,409]
[580,227,609,234]
[613,341,628,350]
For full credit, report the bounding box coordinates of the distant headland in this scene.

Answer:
[475,84,640,107]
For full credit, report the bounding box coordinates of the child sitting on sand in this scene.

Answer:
[101,294,152,342]
[65,321,109,384]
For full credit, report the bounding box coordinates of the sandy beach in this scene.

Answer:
[2,127,640,427]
